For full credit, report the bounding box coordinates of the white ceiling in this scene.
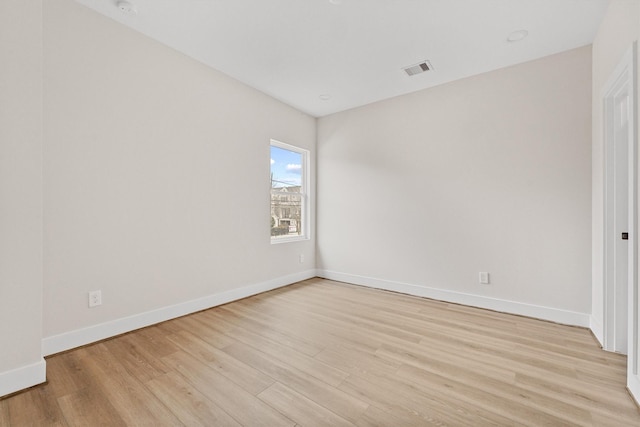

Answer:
[75,0,610,117]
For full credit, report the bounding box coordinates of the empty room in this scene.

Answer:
[2,0,640,425]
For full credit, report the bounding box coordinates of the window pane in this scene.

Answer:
[270,142,306,241]
[270,146,303,192]
[271,193,302,237]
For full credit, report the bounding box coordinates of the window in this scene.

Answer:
[270,140,309,242]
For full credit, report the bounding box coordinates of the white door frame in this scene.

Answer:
[603,42,637,357]
[602,43,640,402]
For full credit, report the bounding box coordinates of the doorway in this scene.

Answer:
[603,44,636,357]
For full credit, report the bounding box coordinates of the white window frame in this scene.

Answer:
[270,139,310,244]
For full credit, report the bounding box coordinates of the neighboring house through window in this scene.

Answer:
[270,140,309,242]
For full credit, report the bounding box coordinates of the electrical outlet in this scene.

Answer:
[299,254,305,263]
[89,290,102,308]
[479,272,490,285]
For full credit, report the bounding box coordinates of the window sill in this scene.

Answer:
[271,235,309,244]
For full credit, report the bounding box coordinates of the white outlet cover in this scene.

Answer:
[89,290,102,307]
[117,1,137,14]
[479,272,490,284]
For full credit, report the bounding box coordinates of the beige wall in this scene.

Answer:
[0,0,45,395]
[43,0,315,340]
[318,46,592,320]
[590,0,639,342]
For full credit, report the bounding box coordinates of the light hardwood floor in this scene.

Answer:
[1,278,639,426]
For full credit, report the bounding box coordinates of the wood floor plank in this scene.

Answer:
[235,296,363,351]
[338,369,513,426]
[0,399,8,427]
[266,290,425,344]
[258,382,356,427]
[515,372,640,425]
[251,287,424,354]
[57,387,127,427]
[44,353,94,400]
[132,324,182,358]
[145,371,242,427]
[2,278,638,425]
[5,386,68,427]
[101,333,173,383]
[241,294,385,354]
[161,350,296,426]
[353,404,412,427]
[222,340,370,424]
[164,313,236,349]
[208,304,350,387]
[395,362,592,426]
[77,344,183,425]
[353,299,609,371]
[314,344,402,379]
[216,305,326,356]
[400,329,582,384]
[591,411,640,427]
[165,329,276,395]
[202,308,327,358]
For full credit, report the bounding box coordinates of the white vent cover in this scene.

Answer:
[403,61,432,76]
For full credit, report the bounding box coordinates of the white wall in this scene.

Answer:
[42,0,316,353]
[0,0,46,396]
[590,0,639,346]
[317,46,592,325]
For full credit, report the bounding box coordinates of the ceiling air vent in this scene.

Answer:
[403,61,432,76]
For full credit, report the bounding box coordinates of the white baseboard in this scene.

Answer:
[42,270,317,356]
[590,315,605,347]
[629,372,640,407]
[0,359,46,398]
[318,270,590,327]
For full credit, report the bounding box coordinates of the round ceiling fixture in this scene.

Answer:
[319,94,331,101]
[117,1,137,15]
[507,30,529,42]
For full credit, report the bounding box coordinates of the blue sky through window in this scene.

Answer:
[271,146,302,188]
